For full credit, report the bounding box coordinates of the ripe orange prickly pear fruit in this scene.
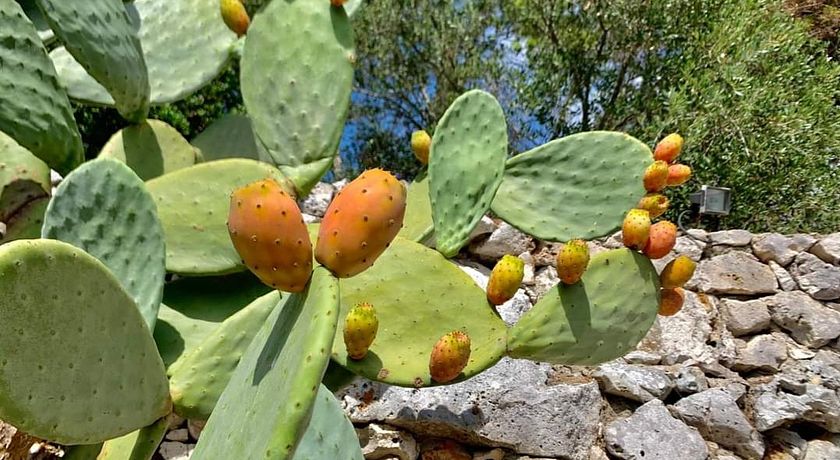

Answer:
[316,169,407,278]
[654,133,684,163]
[643,221,677,259]
[660,255,697,289]
[220,0,249,37]
[343,302,378,360]
[556,239,590,284]
[622,209,651,250]
[637,193,670,219]
[643,160,669,192]
[330,0,347,6]
[411,130,431,165]
[659,287,685,316]
[429,330,471,383]
[227,178,312,292]
[667,164,692,186]
[486,255,525,305]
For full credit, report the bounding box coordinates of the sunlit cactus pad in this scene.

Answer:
[99,119,199,180]
[191,114,262,162]
[398,172,433,243]
[291,385,364,460]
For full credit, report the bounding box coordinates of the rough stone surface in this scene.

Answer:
[592,362,674,402]
[731,333,788,373]
[791,253,840,301]
[803,439,840,460]
[519,252,535,286]
[165,428,189,442]
[812,233,840,265]
[764,428,807,459]
[456,261,532,325]
[765,291,840,348]
[708,229,754,246]
[752,233,817,266]
[469,223,534,261]
[770,260,799,291]
[159,442,194,460]
[604,399,708,460]
[357,423,419,460]
[751,374,840,432]
[298,181,335,217]
[623,351,662,366]
[675,366,709,395]
[692,252,778,295]
[719,298,771,336]
[527,266,559,302]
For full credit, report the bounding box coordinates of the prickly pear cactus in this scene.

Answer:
[0,131,50,222]
[398,172,433,243]
[98,120,199,180]
[290,385,364,460]
[191,114,261,162]
[96,417,168,460]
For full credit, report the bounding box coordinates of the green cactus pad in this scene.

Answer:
[36,0,149,121]
[491,132,650,242]
[241,0,355,195]
[429,90,507,257]
[168,290,279,420]
[146,159,293,275]
[191,114,261,162]
[0,131,50,221]
[98,119,198,181]
[291,385,364,460]
[507,248,660,365]
[49,0,235,106]
[0,0,83,175]
[96,417,168,460]
[42,159,165,331]
[154,272,272,369]
[191,267,339,460]
[332,237,507,387]
[0,196,48,244]
[63,444,104,460]
[0,239,170,444]
[18,0,54,44]
[322,360,357,393]
[398,171,434,243]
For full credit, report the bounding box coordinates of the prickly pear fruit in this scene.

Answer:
[556,239,590,285]
[622,209,651,250]
[429,330,471,383]
[220,0,249,37]
[637,193,670,219]
[654,133,684,163]
[343,302,378,360]
[659,288,685,316]
[667,164,692,186]
[330,0,347,6]
[316,169,407,278]
[660,255,697,289]
[486,255,525,305]
[643,221,677,259]
[411,130,431,165]
[643,161,669,192]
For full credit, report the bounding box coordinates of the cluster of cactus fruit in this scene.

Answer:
[0,0,699,459]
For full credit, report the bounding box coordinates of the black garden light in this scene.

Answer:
[689,185,732,216]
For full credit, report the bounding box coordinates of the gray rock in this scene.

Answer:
[623,350,662,365]
[456,261,532,325]
[686,229,709,242]
[165,428,189,442]
[752,376,840,432]
[187,420,204,441]
[764,428,807,460]
[719,298,771,336]
[431,216,498,250]
[674,366,709,395]
[731,333,788,373]
[693,252,778,295]
[708,229,753,246]
[604,399,708,460]
[528,266,559,302]
[791,253,840,301]
[751,233,817,266]
[807,350,840,390]
[812,233,840,265]
[302,212,320,224]
[519,251,535,286]
[341,358,602,459]
[770,260,799,291]
[159,441,194,460]
[765,291,840,347]
[331,178,349,191]
[675,235,706,261]
[469,223,534,261]
[671,388,765,459]
[592,362,674,402]
[357,423,419,460]
[298,182,335,217]
[803,439,840,460]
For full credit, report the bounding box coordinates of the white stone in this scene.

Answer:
[356,423,418,460]
[812,233,840,265]
[159,441,194,460]
[165,428,189,442]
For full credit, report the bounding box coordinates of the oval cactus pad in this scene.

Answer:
[491,131,650,242]
[398,172,433,243]
[99,119,198,181]
[332,237,507,387]
[0,240,170,444]
[507,248,660,365]
[291,385,364,460]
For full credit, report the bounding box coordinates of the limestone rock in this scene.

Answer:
[159,441,194,460]
[357,423,419,460]
[812,233,840,265]
[469,223,534,261]
[592,362,674,402]
[765,291,840,348]
[623,350,662,366]
[731,333,788,373]
[708,229,753,246]
[674,366,709,395]
[751,233,817,266]
[769,260,798,291]
[604,399,708,460]
[751,375,840,432]
[803,439,840,460]
[527,266,559,302]
[791,253,840,301]
[693,252,777,295]
[298,182,335,217]
[764,428,807,460]
[719,298,771,337]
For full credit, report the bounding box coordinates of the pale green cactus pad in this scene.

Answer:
[96,416,168,460]
[0,196,48,244]
[0,0,82,175]
[332,237,507,387]
[241,0,355,195]
[491,132,650,242]
[507,248,660,365]
[429,90,507,257]
[63,444,105,460]
[398,171,434,243]
[49,0,236,106]
[291,385,364,460]
[191,267,339,460]
[0,240,170,444]
[0,131,50,221]
[146,159,293,275]
[191,114,261,162]
[18,0,54,44]
[98,120,199,180]
[168,290,279,420]
[36,0,149,121]
[42,159,166,330]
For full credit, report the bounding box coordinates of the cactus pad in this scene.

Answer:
[42,159,165,330]
[491,132,650,241]
[191,267,339,460]
[399,171,434,243]
[99,120,199,180]
[0,196,48,244]
[36,0,149,121]
[0,0,83,175]
[96,417,168,460]
[241,0,355,194]
[291,385,364,460]
[191,114,261,162]
[507,248,660,365]
[18,0,54,44]
[429,90,507,257]
[0,131,50,221]
[332,237,507,387]
[146,159,293,275]
[0,240,170,444]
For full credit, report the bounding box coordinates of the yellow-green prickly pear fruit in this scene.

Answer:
[486,254,525,305]
[667,164,692,186]
[654,133,684,163]
[643,160,669,192]
[659,287,685,316]
[660,255,697,289]
[637,193,670,218]
[343,302,378,360]
[622,209,651,250]
[411,130,432,165]
[220,0,250,37]
[556,239,590,285]
[429,330,471,383]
